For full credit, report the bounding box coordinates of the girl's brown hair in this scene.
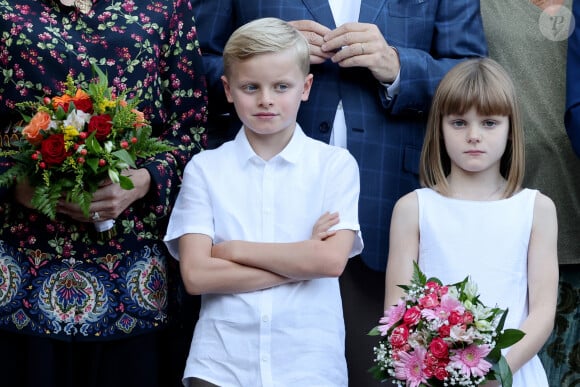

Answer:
[419,57,525,198]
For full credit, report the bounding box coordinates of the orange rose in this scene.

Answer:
[22,111,51,145]
[52,94,73,112]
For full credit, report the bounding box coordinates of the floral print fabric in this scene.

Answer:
[0,0,207,340]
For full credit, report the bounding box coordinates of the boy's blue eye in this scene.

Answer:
[243,84,257,92]
[275,84,289,92]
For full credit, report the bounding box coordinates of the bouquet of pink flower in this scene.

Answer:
[369,263,525,386]
[0,65,174,237]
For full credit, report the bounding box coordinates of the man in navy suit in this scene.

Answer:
[566,0,580,156]
[193,1,487,385]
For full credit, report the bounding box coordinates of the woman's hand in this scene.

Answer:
[13,178,36,209]
[57,168,151,222]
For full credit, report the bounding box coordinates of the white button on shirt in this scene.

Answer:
[165,125,363,387]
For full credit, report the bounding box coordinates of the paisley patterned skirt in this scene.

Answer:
[0,202,175,341]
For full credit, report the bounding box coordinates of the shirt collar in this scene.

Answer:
[234,124,307,166]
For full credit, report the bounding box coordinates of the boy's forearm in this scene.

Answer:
[179,233,294,295]
[181,256,294,295]
[212,230,354,280]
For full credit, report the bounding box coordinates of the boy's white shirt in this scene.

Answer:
[164,124,362,387]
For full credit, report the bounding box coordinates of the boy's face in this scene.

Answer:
[222,48,313,141]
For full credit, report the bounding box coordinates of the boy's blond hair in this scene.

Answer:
[223,17,310,77]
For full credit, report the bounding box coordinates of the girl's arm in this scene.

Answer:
[384,191,420,310]
[505,192,559,374]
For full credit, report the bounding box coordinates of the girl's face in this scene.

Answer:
[442,107,510,176]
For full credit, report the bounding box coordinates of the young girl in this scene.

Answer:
[384,58,558,386]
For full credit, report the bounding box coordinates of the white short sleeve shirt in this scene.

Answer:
[164,125,363,387]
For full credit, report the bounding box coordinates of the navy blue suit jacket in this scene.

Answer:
[566,0,580,156]
[193,0,488,271]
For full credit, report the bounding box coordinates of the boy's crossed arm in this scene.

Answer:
[179,212,355,295]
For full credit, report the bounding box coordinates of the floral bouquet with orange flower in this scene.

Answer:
[0,65,174,237]
[369,263,525,387]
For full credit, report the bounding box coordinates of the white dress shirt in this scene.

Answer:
[164,125,363,387]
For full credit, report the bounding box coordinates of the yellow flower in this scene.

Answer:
[63,125,79,141]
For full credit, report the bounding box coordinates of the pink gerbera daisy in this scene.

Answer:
[394,346,429,387]
[449,344,493,377]
[378,299,406,335]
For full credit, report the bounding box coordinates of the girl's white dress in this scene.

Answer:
[416,188,549,386]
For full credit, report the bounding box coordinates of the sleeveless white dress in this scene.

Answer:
[416,188,549,386]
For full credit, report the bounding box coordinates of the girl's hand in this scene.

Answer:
[311,211,339,240]
[481,380,501,387]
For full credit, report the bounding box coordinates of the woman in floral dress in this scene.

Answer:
[0,1,207,386]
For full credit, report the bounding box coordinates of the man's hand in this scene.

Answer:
[321,22,400,83]
[288,20,334,64]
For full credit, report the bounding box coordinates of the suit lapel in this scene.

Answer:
[301,0,336,28]
[359,0,387,24]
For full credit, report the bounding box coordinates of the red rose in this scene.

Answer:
[448,311,462,325]
[403,306,422,326]
[419,292,439,309]
[425,281,440,293]
[438,324,451,337]
[70,89,93,113]
[88,114,113,141]
[434,366,449,380]
[463,311,474,324]
[424,352,439,367]
[389,325,409,348]
[40,134,68,166]
[429,337,449,359]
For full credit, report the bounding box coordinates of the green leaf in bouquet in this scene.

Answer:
[112,148,137,168]
[54,104,69,121]
[85,132,103,154]
[495,328,525,349]
[118,174,134,190]
[0,163,22,188]
[30,183,63,220]
[86,157,100,174]
[496,307,509,332]
[411,261,427,286]
[368,364,388,382]
[367,326,382,336]
[491,355,514,387]
[68,184,93,218]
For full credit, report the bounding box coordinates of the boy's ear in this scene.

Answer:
[301,74,314,102]
[221,75,234,103]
